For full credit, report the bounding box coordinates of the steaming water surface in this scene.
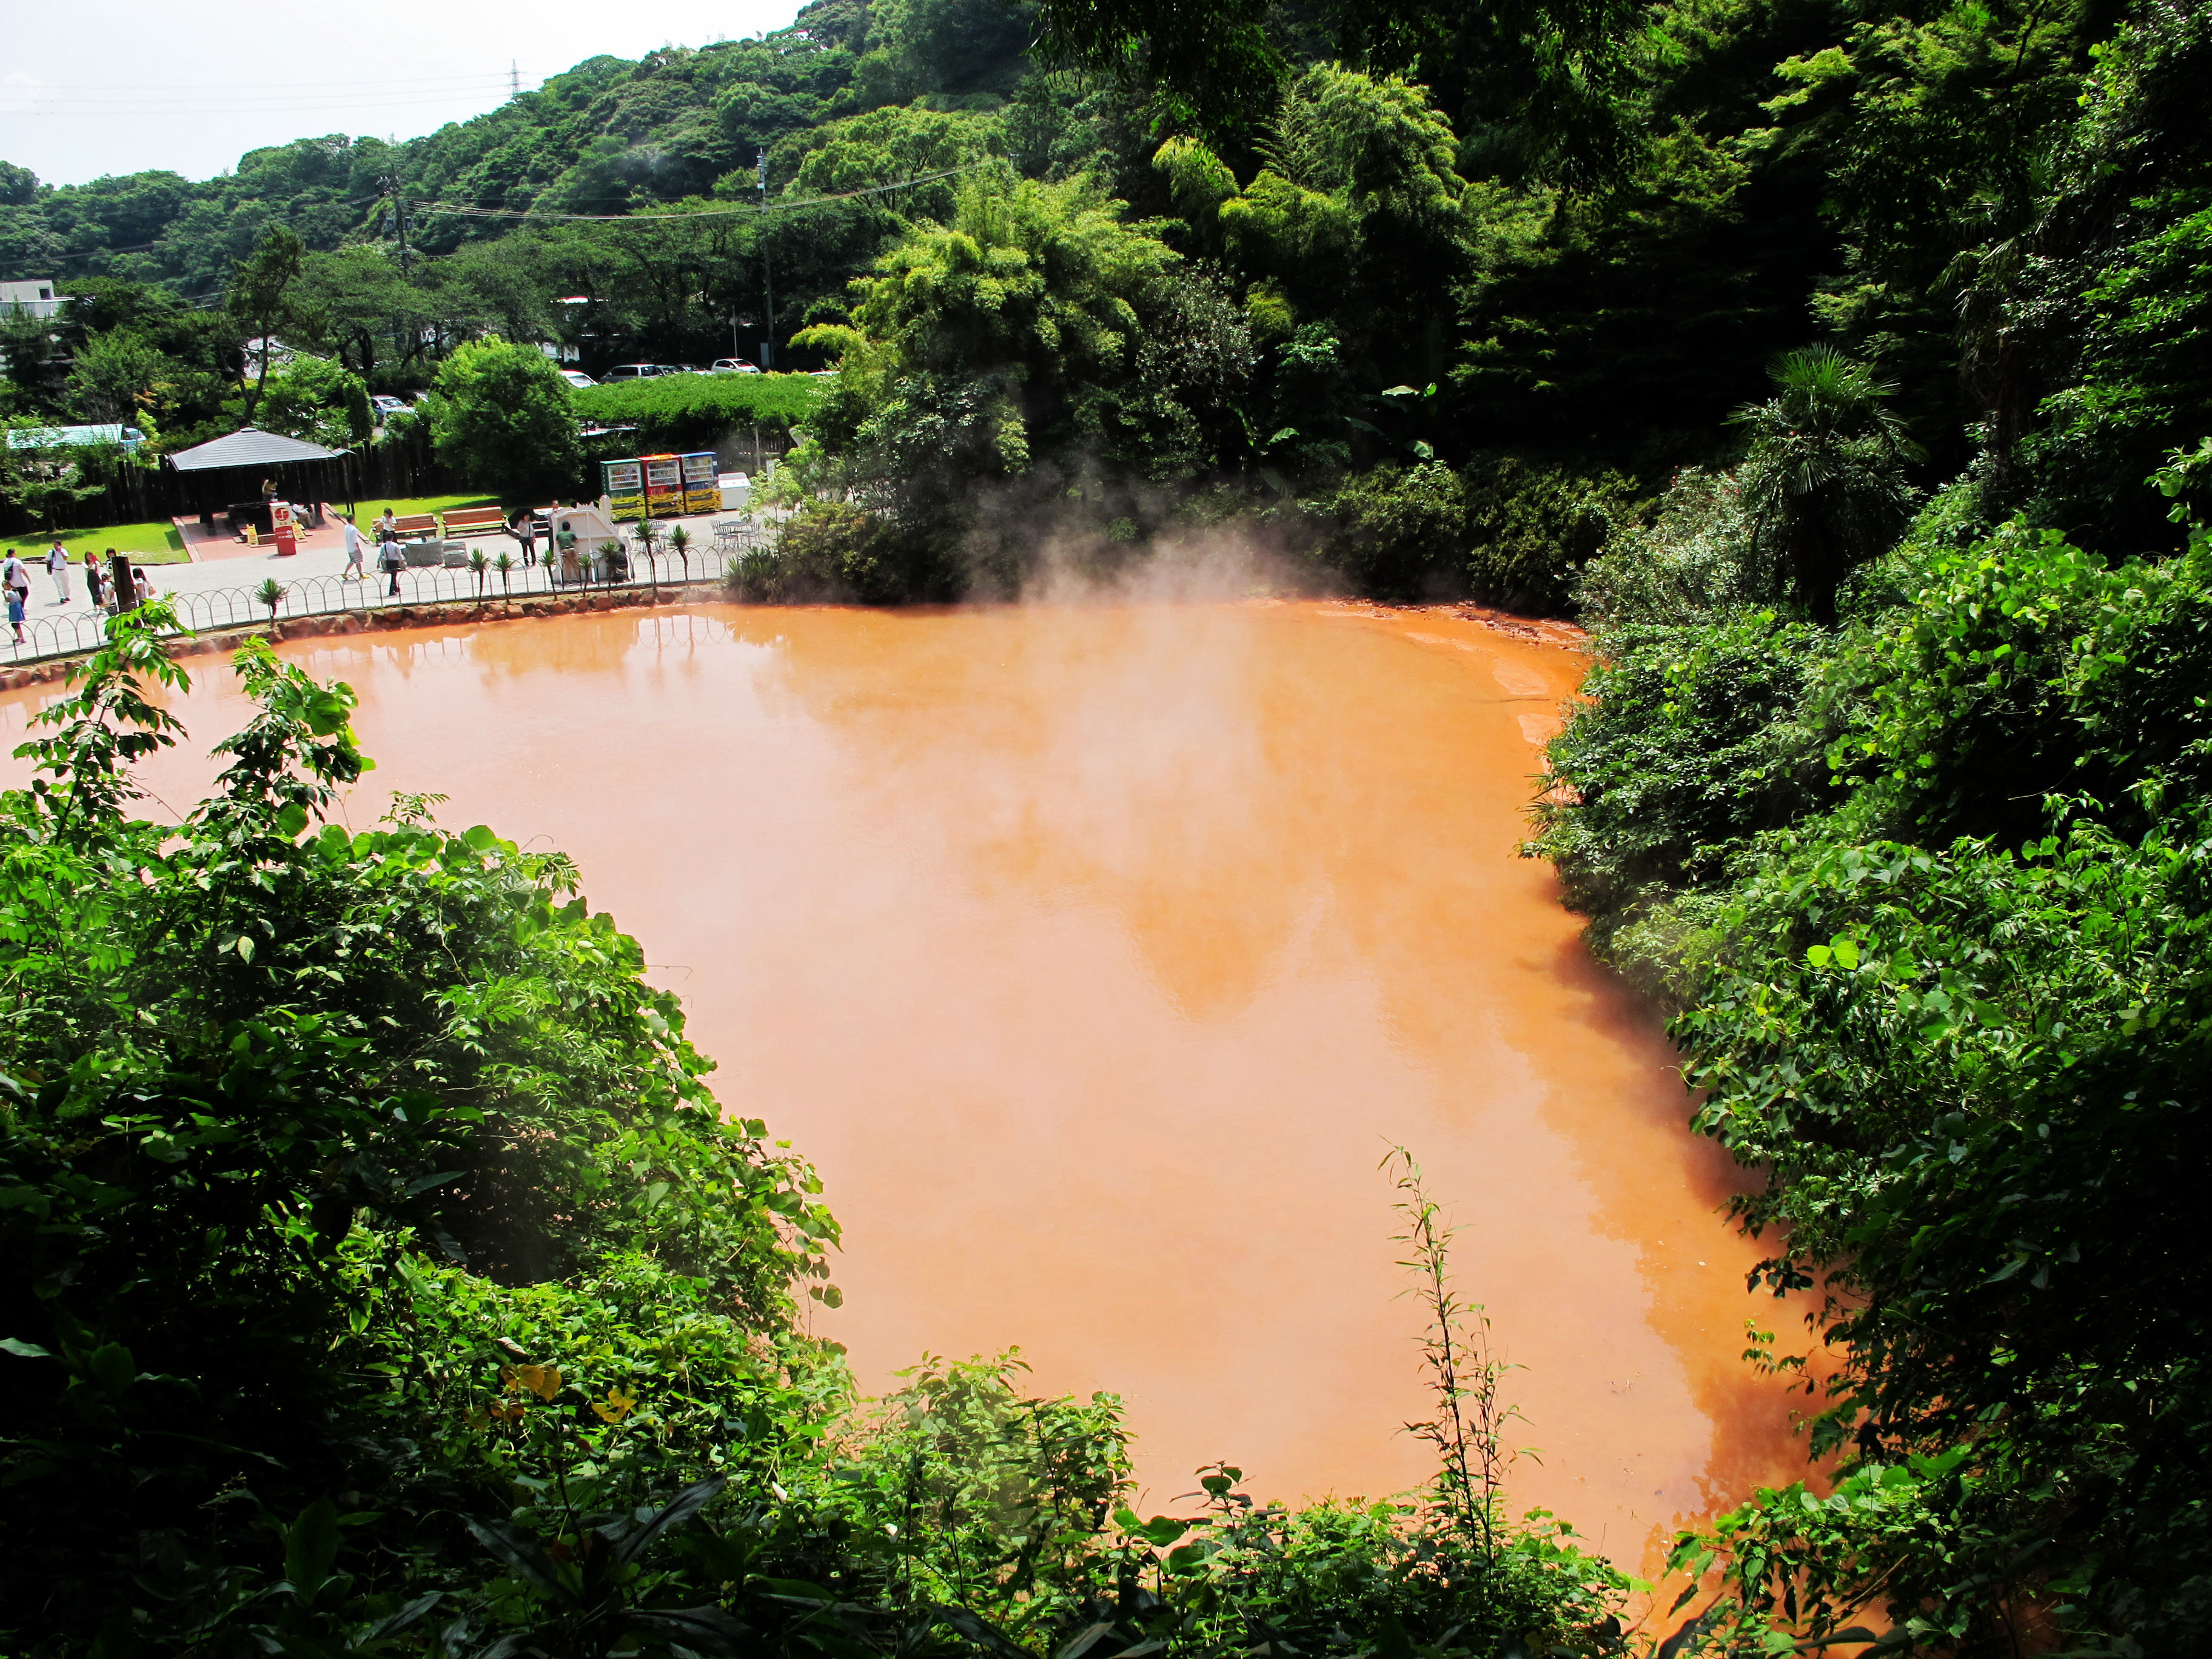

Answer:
[0,600,1813,1572]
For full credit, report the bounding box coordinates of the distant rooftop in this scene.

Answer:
[4,423,144,449]
[1,278,67,320]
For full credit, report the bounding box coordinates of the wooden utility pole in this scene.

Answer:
[757,149,775,371]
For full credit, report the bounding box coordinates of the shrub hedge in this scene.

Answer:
[574,374,827,455]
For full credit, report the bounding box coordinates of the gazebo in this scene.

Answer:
[167,428,352,535]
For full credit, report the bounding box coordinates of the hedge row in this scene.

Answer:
[572,372,826,453]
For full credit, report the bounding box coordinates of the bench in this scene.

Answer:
[444,507,507,537]
[386,513,440,540]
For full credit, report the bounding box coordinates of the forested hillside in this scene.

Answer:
[7,0,2207,580]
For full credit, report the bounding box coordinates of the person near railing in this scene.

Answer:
[3,552,27,643]
[379,529,405,597]
[508,508,538,567]
[340,514,365,580]
[83,549,106,612]
[132,566,154,607]
[556,520,580,588]
[45,540,70,605]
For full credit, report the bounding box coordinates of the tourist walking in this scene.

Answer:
[2,552,28,642]
[379,529,406,597]
[45,540,70,603]
[83,549,104,611]
[340,514,365,578]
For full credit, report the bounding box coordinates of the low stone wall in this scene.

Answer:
[0,581,725,694]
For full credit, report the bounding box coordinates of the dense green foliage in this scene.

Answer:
[423,339,588,505]
[1528,437,2212,1651]
[572,372,825,456]
[6,0,2203,594]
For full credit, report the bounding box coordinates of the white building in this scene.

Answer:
[1,278,67,320]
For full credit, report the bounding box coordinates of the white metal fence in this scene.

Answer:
[4,520,786,669]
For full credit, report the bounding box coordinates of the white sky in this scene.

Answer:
[2,0,808,188]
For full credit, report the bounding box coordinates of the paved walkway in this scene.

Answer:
[32,504,766,623]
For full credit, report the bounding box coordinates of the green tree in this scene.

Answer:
[255,353,374,451]
[1164,66,1469,390]
[0,418,115,532]
[422,337,584,504]
[1729,345,1923,624]
[62,329,172,426]
[225,224,307,424]
[796,172,1250,575]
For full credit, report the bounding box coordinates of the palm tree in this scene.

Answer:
[494,550,515,598]
[668,523,691,589]
[1729,346,1926,624]
[255,577,284,624]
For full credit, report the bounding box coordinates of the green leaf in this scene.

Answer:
[283,1496,341,1604]
[1165,1540,1210,1574]
[622,1606,748,1653]
[84,1342,136,1397]
[275,802,309,839]
[605,1475,725,1567]
[1,1337,54,1359]
[464,1515,563,1595]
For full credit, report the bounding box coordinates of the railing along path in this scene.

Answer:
[4,522,786,669]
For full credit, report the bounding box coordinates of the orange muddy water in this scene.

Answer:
[0,599,1813,1575]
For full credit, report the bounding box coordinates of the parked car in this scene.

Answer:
[560,369,597,389]
[371,394,411,418]
[710,358,763,375]
[603,363,679,381]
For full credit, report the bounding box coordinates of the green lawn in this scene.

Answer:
[5,497,503,566]
[5,520,190,564]
[338,492,499,523]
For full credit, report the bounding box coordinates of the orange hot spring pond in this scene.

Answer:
[0,599,1814,1574]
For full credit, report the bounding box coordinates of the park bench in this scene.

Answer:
[389,513,440,540]
[443,507,506,537]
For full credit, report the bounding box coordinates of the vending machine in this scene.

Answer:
[680,451,720,514]
[602,458,645,521]
[643,454,683,517]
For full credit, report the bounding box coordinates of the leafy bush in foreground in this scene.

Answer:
[1537,466,2212,1651]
